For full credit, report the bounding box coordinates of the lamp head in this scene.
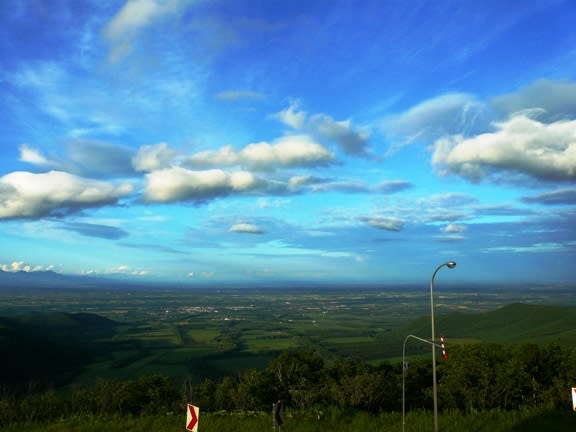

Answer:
[446,261,456,269]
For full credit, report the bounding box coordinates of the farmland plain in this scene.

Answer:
[1,283,575,388]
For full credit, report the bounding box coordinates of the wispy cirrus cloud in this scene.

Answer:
[382,93,486,151]
[521,188,576,205]
[103,0,195,62]
[215,90,267,102]
[59,221,129,240]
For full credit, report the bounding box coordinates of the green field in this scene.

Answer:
[1,285,576,388]
[1,285,576,431]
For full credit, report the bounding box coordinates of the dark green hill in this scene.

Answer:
[0,312,118,390]
[399,303,576,346]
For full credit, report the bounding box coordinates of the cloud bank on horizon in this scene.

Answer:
[0,0,575,285]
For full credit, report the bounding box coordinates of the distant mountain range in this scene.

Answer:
[0,269,114,289]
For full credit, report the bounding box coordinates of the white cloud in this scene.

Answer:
[288,175,318,189]
[215,90,266,101]
[483,242,572,254]
[229,223,264,234]
[272,102,369,156]
[363,216,404,231]
[492,79,576,123]
[103,0,194,62]
[273,100,306,129]
[0,171,134,219]
[185,135,335,170]
[10,62,127,137]
[186,145,242,167]
[1,261,55,273]
[67,140,136,177]
[19,144,53,167]
[442,223,467,234]
[522,188,576,205]
[309,113,369,156]
[383,93,485,148]
[18,140,135,178]
[309,180,369,194]
[133,142,177,172]
[241,135,335,169]
[143,167,260,203]
[376,180,413,194]
[433,114,576,182]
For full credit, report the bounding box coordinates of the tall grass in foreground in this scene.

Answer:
[0,408,574,432]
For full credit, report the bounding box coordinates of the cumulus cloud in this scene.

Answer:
[143,167,261,203]
[242,136,335,169]
[132,142,177,172]
[0,171,133,219]
[104,265,149,276]
[103,0,194,62]
[272,101,370,156]
[362,216,404,231]
[1,261,54,273]
[185,135,335,170]
[229,223,264,234]
[273,100,306,129]
[433,114,576,182]
[309,113,369,156]
[385,79,576,186]
[442,223,467,234]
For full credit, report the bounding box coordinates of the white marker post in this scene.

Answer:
[186,403,199,432]
[572,388,576,412]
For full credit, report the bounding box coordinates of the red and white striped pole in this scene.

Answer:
[440,335,448,361]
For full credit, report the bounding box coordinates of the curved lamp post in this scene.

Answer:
[402,334,441,432]
[430,261,456,432]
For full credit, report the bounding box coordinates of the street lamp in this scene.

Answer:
[402,334,441,432]
[430,261,456,432]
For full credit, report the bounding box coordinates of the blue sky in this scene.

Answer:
[1,0,575,285]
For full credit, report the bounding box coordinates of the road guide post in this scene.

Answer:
[186,403,199,432]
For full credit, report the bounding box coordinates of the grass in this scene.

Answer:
[1,408,574,432]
